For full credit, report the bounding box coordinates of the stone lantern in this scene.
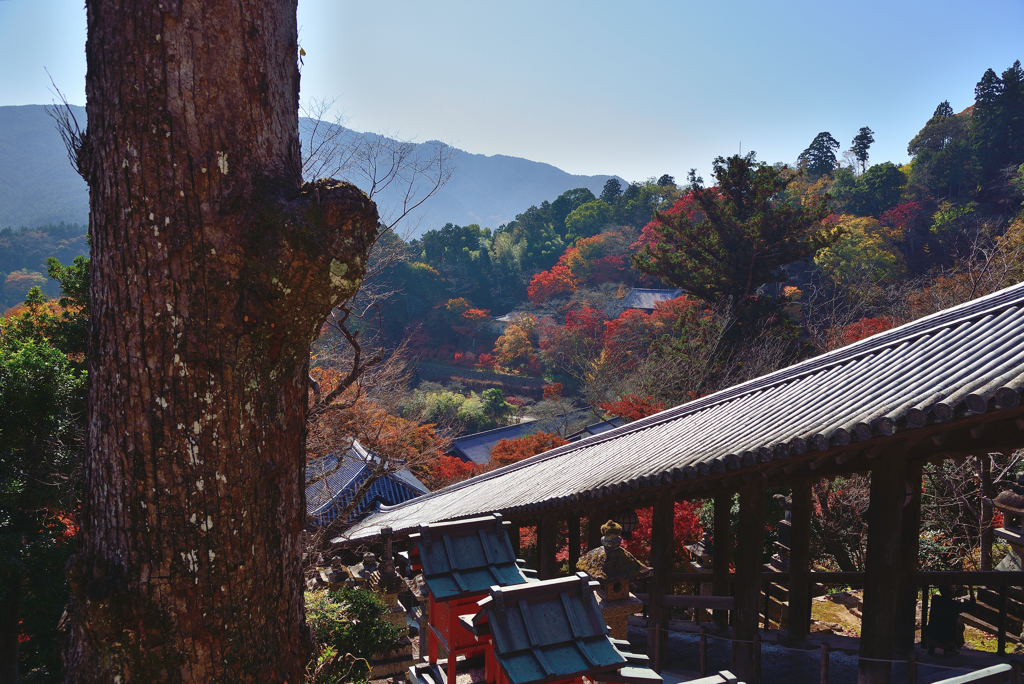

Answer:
[770,493,793,572]
[344,529,416,678]
[576,520,651,638]
[308,555,347,590]
[993,475,1024,571]
[345,551,378,588]
[686,531,715,623]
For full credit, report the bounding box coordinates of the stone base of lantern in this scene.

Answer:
[370,635,416,678]
[595,588,644,639]
[381,595,408,628]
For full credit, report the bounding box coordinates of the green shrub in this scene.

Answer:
[305,587,402,684]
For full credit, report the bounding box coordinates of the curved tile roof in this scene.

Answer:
[343,281,1024,541]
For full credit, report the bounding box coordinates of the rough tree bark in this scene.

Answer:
[61,1,378,681]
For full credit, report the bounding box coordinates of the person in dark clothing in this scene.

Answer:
[924,585,968,654]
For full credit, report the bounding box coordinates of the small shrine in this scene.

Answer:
[576,521,651,639]
[409,513,529,683]
[458,572,663,684]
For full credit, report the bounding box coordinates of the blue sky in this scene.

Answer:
[2,0,1023,182]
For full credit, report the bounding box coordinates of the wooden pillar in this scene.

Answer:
[647,494,675,671]
[567,514,581,572]
[537,516,558,580]
[895,461,922,653]
[981,455,994,571]
[588,508,608,550]
[507,522,520,557]
[858,453,907,684]
[732,478,767,683]
[788,479,813,642]
[713,491,732,631]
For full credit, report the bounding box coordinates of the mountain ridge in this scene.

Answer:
[0,104,622,237]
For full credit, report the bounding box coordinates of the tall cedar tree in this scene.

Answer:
[851,126,875,174]
[632,153,832,306]
[797,132,841,178]
[62,1,378,681]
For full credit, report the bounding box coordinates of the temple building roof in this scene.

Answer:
[343,282,1024,541]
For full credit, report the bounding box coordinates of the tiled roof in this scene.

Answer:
[616,288,683,311]
[567,417,625,442]
[345,281,1024,540]
[448,421,540,465]
[305,441,427,525]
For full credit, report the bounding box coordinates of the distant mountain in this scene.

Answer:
[397,147,620,236]
[0,105,621,237]
[0,105,89,229]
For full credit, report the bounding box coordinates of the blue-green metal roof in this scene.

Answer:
[410,513,527,601]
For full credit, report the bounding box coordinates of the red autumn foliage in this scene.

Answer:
[489,431,569,469]
[602,308,656,368]
[620,501,703,565]
[600,394,664,422]
[527,262,576,303]
[476,353,495,368]
[565,307,607,339]
[631,192,700,252]
[425,455,482,490]
[839,316,899,345]
[542,382,563,400]
[528,233,634,303]
[880,201,926,232]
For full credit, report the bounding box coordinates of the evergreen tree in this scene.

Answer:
[633,152,832,306]
[908,102,979,201]
[1000,61,1024,171]
[797,132,841,178]
[549,187,596,235]
[934,100,955,119]
[600,178,623,204]
[851,127,875,174]
[972,68,1005,176]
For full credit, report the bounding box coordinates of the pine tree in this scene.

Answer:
[632,153,832,306]
[934,100,955,119]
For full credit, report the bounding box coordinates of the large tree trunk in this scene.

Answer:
[62,1,378,681]
[0,576,19,684]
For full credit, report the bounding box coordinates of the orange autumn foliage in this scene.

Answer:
[600,394,664,422]
[838,316,899,346]
[488,431,568,469]
[426,455,482,490]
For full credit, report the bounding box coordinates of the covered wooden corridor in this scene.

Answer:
[343,282,1024,684]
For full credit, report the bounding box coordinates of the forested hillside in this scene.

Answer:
[312,59,1024,446]
[0,223,87,308]
[0,105,89,229]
